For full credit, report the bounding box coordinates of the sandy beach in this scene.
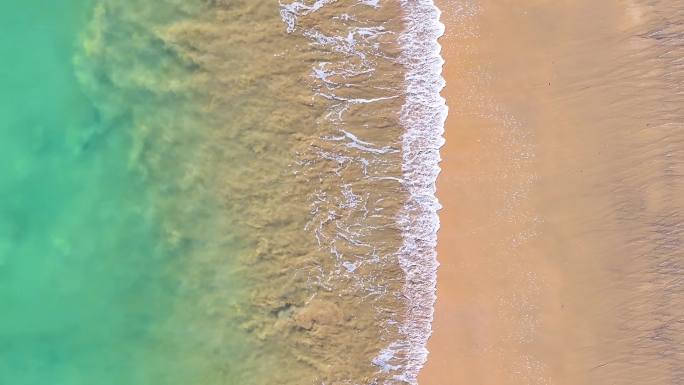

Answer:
[421,1,684,384]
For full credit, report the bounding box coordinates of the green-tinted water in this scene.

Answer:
[0,2,251,384]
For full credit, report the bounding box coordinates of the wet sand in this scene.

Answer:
[421,1,684,384]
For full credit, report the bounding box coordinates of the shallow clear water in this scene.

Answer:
[0,1,285,383]
[0,2,241,384]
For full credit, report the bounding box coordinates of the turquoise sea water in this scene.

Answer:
[0,2,249,384]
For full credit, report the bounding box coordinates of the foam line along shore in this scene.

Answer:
[279,1,446,383]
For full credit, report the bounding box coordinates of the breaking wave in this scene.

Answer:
[279,0,446,383]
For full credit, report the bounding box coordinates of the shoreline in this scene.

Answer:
[394,0,446,381]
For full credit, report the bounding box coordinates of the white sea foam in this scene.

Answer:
[279,0,446,383]
[390,0,446,383]
[359,0,380,8]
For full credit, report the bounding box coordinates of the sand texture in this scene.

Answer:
[421,1,684,384]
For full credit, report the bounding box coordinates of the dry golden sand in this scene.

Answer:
[421,1,684,384]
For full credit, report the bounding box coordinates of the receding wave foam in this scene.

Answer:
[393,0,446,382]
[278,0,446,383]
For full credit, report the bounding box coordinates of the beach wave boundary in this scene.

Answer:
[393,0,447,382]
